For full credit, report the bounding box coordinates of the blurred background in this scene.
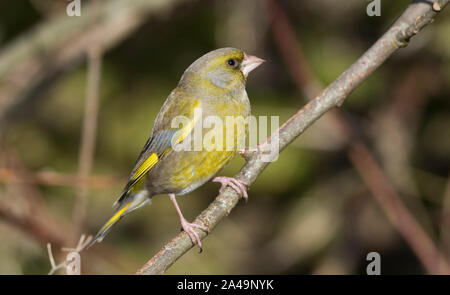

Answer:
[0,0,449,274]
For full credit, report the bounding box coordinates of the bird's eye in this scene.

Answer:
[227,58,236,67]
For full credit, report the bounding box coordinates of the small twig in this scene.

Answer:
[47,234,93,275]
[136,0,449,275]
[47,243,66,275]
[72,0,103,239]
[0,168,124,188]
[0,145,133,274]
[62,234,93,252]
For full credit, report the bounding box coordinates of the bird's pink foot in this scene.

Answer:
[169,194,208,252]
[213,176,248,201]
[180,217,208,252]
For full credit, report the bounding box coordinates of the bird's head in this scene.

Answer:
[180,48,264,92]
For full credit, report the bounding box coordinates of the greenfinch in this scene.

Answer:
[89,48,264,249]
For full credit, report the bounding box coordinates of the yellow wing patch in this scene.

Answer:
[127,100,200,192]
[132,153,159,181]
[129,148,171,189]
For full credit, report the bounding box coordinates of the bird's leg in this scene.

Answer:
[169,194,208,252]
[212,176,248,201]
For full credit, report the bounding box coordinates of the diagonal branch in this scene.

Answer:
[266,0,449,274]
[136,0,448,275]
[0,0,189,131]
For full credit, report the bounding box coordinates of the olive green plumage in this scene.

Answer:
[89,48,263,245]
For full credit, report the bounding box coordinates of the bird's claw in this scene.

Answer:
[213,176,248,202]
[180,218,208,252]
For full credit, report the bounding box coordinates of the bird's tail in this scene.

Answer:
[88,190,150,248]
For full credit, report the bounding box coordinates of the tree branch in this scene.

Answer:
[0,168,123,189]
[348,143,450,274]
[135,0,448,275]
[73,0,103,241]
[0,0,188,130]
[266,0,449,274]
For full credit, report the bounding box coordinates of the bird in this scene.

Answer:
[88,48,264,250]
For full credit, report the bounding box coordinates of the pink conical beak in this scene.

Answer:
[241,53,265,77]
